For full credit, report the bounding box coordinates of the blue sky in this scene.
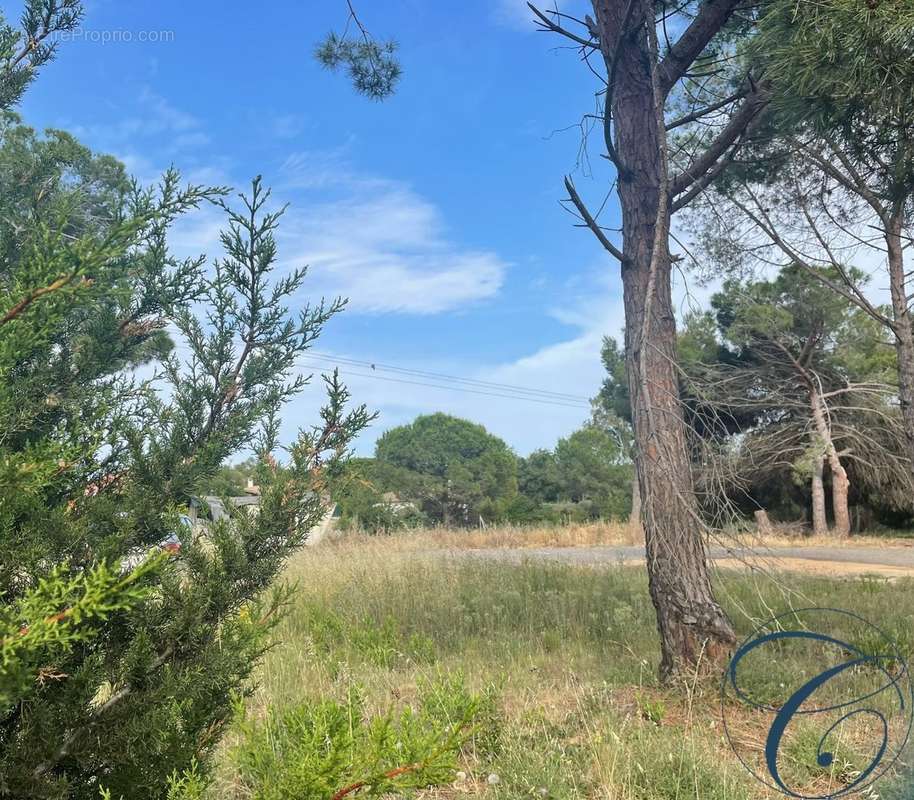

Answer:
[14,0,669,456]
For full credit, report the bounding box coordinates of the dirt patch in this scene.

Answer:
[755,533,914,550]
[713,555,914,578]
[559,553,914,578]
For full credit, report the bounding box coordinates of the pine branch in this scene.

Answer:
[563,176,624,262]
[669,84,770,199]
[527,3,598,48]
[665,87,746,131]
[657,0,745,96]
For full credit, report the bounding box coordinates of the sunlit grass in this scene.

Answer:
[211,532,914,799]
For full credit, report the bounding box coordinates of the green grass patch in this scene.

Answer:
[209,542,914,798]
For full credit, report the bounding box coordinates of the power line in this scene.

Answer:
[299,356,592,410]
[304,350,592,403]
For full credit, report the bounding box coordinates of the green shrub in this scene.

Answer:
[0,138,372,794]
[221,676,488,799]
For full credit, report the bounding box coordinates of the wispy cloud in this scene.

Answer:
[70,87,209,157]
[283,270,625,456]
[278,182,506,314]
[130,144,508,317]
[271,113,307,140]
[276,147,360,191]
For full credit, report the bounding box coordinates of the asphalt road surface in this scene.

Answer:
[451,543,914,571]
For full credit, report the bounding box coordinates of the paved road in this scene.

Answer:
[452,543,914,570]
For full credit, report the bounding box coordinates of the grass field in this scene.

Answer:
[211,526,914,799]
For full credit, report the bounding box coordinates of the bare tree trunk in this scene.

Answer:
[809,390,850,537]
[811,454,828,536]
[828,461,851,537]
[886,211,914,479]
[595,0,735,680]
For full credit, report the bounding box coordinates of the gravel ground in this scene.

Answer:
[443,543,914,574]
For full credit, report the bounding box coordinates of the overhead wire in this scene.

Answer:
[298,353,594,410]
[302,350,592,403]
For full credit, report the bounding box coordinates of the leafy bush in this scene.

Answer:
[332,458,428,534]
[219,675,491,800]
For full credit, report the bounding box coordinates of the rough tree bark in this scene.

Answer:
[886,210,914,477]
[539,0,764,678]
[629,475,642,527]
[589,0,745,679]
[810,453,828,537]
[809,389,851,536]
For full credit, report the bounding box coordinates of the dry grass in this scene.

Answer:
[755,529,914,549]
[321,520,914,558]
[321,519,645,552]
[211,531,914,799]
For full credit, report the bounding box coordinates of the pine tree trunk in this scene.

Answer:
[629,473,642,527]
[597,0,735,680]
[811,454,827,536]
[809,389,850,536]
[829,460,851,537]
[886,212,914,483]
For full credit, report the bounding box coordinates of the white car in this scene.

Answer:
[119,514,191,572]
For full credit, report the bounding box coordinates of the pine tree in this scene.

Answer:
[314,2,401,100]
[696,0,914,486]
[531,0,773,679]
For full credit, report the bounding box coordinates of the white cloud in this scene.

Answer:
[171,131,211,151]
[275,177,507,315]
[271,114,307,140]
[65,76,509,318]
[276,146,364,191]
[113,140,508,318]
[70,87,207,155]
[275,146,497,318]
[137,88,199,133]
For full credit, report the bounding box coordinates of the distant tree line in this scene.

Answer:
[330,258,914,536]
[596,269,914,535]
[331,411,635,533]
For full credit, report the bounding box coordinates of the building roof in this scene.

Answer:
[194,494,261,521]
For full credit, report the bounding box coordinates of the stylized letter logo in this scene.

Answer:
[722,608,912,799]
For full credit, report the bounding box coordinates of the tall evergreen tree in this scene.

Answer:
[0,123,371,794]
[531,0,772,678]
[690,267,908,533]
[692,0,914,486]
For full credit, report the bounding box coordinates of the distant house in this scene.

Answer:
[187,490,338,546]
[376,492,417,514]
[188,493,261,525]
